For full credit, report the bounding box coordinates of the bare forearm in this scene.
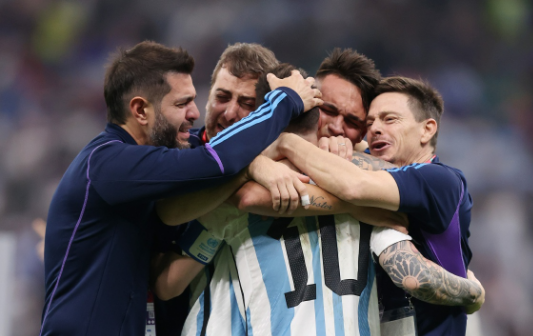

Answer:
[157,171,249,225]
[151,252,204,300]
[230,181,351,217]
[231,181,407,232]
[379,241,483,306]
[278,134,400,210]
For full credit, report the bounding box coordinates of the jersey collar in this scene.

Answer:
[105,123,137,145]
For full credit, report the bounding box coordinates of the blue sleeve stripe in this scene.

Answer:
[210,90,283,142]
[387,163,428,172]
[209,90,283,146]
[210,91,287,147]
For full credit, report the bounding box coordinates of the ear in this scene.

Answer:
[129,96,151,126]
[420,118,437,145]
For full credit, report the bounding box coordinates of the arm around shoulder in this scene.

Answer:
[378,240,484,311]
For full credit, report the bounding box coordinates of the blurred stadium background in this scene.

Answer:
[0,0,531,335]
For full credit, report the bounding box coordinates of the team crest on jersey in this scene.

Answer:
[207,238,220,248]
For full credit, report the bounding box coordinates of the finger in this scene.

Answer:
[336,135,347,159]
[290,69,303,79]
[292,177,310,209]
[313,98,323,106]
[344,137,354,160]
[278,183,290,215]
[329,136,339,156]
[318,137,329,152]
[266,73,280,90]
[296,172,310,184]
[271,186,281,213]
[286,183,300,214]
[312,88,322,98]
[305,76,315,86]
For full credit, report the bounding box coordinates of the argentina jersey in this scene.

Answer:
[182,204,412,336]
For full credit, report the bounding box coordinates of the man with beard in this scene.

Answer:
[151,42,283,335]
[40,41,320,336]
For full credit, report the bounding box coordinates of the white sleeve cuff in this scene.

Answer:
[370,226,412,256]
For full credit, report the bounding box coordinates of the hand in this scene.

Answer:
[246,155,310,215]
[349,207,409,234]
[465,270,485,314]
[267,70,323,112]
[318,136,353,161]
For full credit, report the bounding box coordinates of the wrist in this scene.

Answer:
[278,133,295,157]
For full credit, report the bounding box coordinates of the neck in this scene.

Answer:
[396,148,434,166]
[120,122,147,145]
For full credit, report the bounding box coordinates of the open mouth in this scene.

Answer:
[371,141,390,152]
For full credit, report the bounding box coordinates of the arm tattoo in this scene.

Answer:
[379,241,482,306]
[351,152,397,171]
[309,195,332,210]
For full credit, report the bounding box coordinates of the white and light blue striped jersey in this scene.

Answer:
[182,204,410,336]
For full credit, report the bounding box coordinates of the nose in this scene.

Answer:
[368,119,382,136]
[224,100,240,123]
[328,115,345,136]
[188,101,200,121]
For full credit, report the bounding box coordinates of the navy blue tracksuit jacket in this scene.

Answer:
[40,88,303,336]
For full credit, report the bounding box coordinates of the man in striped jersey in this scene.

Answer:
[264,76,485,335]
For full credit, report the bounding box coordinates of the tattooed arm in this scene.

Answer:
[379,240,485,312]
[351,152,397,171]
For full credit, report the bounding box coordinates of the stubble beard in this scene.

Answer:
[150,109,187,149]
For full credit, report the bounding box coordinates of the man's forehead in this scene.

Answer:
[213,67,258,94]
[166,72,196,95]
[368,92,411,116]
[319,75,365,118]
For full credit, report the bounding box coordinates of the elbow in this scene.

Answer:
[235,191,255,212]
[156,202,179,226]
[153,283,186,301]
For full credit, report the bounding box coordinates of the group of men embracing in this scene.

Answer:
[41,41,485,336]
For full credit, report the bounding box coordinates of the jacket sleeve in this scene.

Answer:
[388,163,463,234]
[89,87,303,205]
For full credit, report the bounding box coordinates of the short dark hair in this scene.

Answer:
[316,48,381,114]
[375,76,444,148]
[255,63,319,136]
[104,40,195,124]
[210,43,279,86]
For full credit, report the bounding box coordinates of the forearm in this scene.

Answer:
[278,134,399,209]
[151,252,205,301]
[157,171,249,225]
[230,181,351,216]
[231,181,407,232]
[379,241,483,306]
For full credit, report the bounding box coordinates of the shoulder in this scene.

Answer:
[388,162,461,190]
